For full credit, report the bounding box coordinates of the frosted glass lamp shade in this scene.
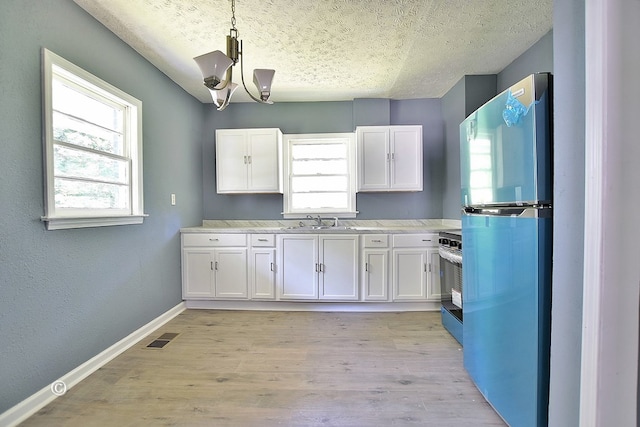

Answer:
[210,82,238,109]
[194,50,233,89]
[253,69,275,103]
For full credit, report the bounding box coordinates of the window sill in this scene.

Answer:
[282,212,358,219]
[41,214,148,230]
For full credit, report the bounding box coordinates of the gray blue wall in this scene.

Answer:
[203,99,445,219]
[0,0,204,412]
[548,1,585,425]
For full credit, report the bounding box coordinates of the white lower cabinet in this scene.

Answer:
[277,234,359,300]
[361,235,390,301]
[181,230,441,306]
[182,233,248,300]
[250,234,276,299]
[391,234,440,301]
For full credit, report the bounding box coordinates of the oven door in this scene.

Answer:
[439,247,463,322]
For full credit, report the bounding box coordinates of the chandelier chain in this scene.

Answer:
[230,0,237,30]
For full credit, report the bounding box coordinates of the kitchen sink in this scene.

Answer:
[281,225,353,231]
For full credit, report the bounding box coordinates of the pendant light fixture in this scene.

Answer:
[194,0,275,110]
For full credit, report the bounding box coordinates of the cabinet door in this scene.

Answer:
[357,127,390,191]
[251,248,276,299]
[319,235,359,300]
[362,249,389,301]
[182,249,214,299]
[278,235,318,299]
[247,129,281,192]
[390,126,423,191]
[426,248,441,301]
[216,130,247,193]
[392,249,427,300]
[214,248,248,299]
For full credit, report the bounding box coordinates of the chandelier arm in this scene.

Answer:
[216,67,234,111]
[238,40,270,104]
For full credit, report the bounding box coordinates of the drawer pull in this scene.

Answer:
[422,239,431,242]
[372,239,382,243]
[209,238,219,242]
[258,238,268,242]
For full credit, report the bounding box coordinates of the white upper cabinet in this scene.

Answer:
[356,126,423,192]
[215,128,283,193]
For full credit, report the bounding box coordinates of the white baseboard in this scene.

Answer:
[0,302,186,427]
[185,299,441,312]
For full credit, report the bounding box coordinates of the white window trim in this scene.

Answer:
[40,48,146,230]
[282,133,357,219]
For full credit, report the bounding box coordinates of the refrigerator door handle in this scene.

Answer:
[462,206,552,218]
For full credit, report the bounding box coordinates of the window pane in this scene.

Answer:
[291,143,346,159]
[292,176,347,192]
[53,111,123,155]
[55,178,129,210]
[52,77,123,133]
[292,159,347,175]
[292,193,348,209]
[54,144,128,184]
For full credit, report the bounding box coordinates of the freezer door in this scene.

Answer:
[462,212,551,427]
[460,73,552,207]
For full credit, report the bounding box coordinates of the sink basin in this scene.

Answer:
[281,225,353,231]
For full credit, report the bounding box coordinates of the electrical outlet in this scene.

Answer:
[171,193,176,206]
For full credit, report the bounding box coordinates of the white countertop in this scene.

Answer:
[181,219,461,234]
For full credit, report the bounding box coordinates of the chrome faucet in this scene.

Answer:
[306,214,323,226]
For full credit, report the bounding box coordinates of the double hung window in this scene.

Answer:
[41,49,145,229]
[283,133,356,217]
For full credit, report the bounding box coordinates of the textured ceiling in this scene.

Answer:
[72,0,552,104]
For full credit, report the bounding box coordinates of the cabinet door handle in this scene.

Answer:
[428,263,432,273]
[270,262,274,272]
[210,261,214,271]
[247,155,251,164]
[424,263,427,272]
[315,263,319,272]
[391,152,395,160]
[214,261,218,271]
[243,155,248,164]
[386,153,390,161]
[365,262,369,272]
[320,263,324,273]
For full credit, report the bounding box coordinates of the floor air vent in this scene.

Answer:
[146,332,179,349]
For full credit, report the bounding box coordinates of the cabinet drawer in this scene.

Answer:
[392,234,437,247]
[250,234,276,247]
[362,234,389,247]
[183,233,247,247]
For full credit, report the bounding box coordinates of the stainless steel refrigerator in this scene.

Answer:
[460,73,552,427]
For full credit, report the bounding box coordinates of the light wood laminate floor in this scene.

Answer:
[23,310,505,426]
